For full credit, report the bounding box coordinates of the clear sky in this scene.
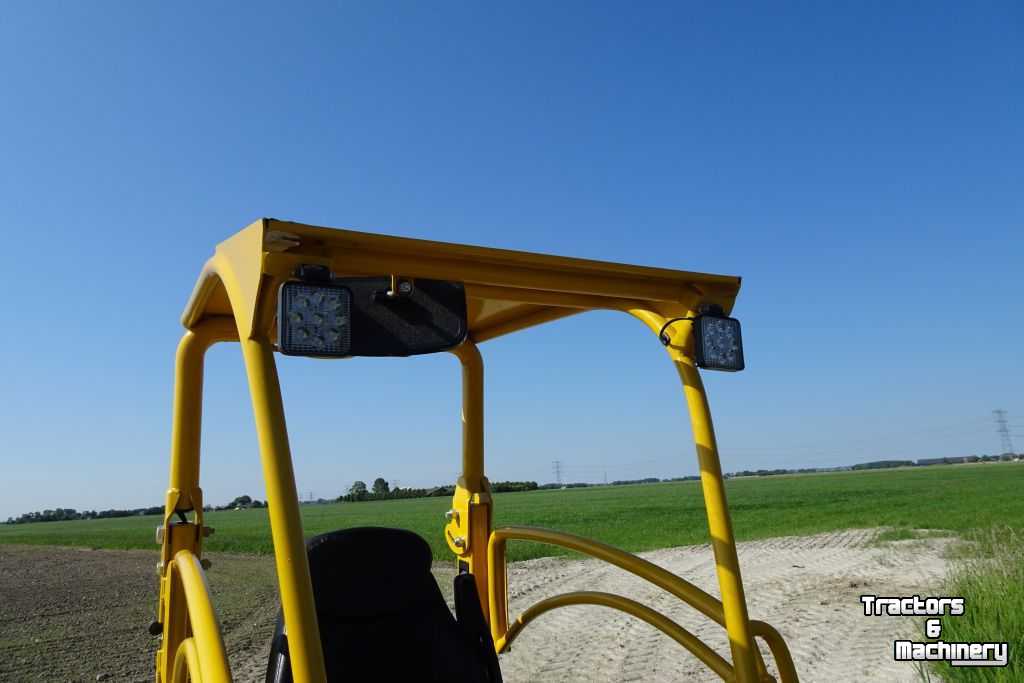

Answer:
[0,2,1021,520]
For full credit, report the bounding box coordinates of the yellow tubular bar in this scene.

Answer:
[169,551,230,683]
[452,341,485,490]
[171,638,202,683]
[633,309,761,682]
[158,318,239,683]
[240,337,327,683]
[486,526,795,682]
[487,526,725,637]
[446,341,494,618]
[168,317,238,510]
[498,591,734,681]
[673,355,759,681]
[750,621,799,683]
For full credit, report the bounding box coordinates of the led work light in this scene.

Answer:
[694,311,744,372]
[278,281,352,357]
[659,305,745,372]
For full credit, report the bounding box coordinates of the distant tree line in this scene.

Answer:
[4,506,165,524]
[207,494,266,511]
[850,460,915,470]
[725,453,1019,478]
[3,494,267,525]
[726,469,811,478]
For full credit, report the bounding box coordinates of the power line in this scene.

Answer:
[994,409,1016,454]
[552,460,563,485]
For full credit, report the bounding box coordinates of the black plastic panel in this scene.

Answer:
[286,277,467,357]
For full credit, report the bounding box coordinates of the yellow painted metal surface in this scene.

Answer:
[156,319,236,682]
[444,341,494,616]
[155,548,231,683]
[180,219,741,339]
[750,620,800,683]
[630,309,767,681]
[674,355,760,680]
[171,639,201,683]
[487,526,726,637]
[487,526,797,682]
[239,336,327,683]
[157,218,795,683]
[497,591,734,680]
[172,551,231,683]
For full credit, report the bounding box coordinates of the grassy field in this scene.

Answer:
[931,527,1024,682]
[1,462,1022,562]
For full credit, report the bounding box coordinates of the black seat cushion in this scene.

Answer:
[266,527,500,683]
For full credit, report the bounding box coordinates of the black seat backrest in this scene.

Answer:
[265,527,501,683]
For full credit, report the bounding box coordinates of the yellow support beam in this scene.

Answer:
[632,308,762,682]
[497,591,734,681]
[486,526,726,639]
[171,639,202,683]
[673,355,759,681]
[446,340,494,620]
[750,621,799,683]
[240,337,327,683]
[171,551,231,683]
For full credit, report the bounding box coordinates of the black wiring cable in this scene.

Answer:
[658,317,694,346]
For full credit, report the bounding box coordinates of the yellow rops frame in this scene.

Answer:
[154,219,798,683]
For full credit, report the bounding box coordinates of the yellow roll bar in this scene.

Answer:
[156,218,798,683]
[487,526,726,636]
[171,639,202,683]
[499,591,734,680]
[157,550,231,683]
[749,620,800,683]
[487,526,798,682]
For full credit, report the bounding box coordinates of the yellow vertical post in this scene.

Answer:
[447,340,493,620]
[455,341,485,490]
[157,330,207,683]
[240,337,327,683]
[158,320,234,683]
[485,534,510,647]
[631,308,760,682]
[167,329,204,504]
[167,319,235,505]
[673,353,759,682]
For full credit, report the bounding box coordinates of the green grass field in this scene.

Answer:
[2,463,1022,562]
[929,527,1024,683]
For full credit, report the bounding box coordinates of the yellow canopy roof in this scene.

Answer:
[182,218,741,343]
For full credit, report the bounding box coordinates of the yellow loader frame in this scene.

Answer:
[154,218,798,683]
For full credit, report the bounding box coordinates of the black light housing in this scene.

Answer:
[693,305,745,372]
[278,281,353,357]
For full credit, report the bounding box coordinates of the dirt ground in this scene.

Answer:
[0,529,950,682]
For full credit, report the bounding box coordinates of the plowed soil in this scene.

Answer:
[0,529,950,682]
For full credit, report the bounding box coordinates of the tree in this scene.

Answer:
[372,478,390,497]
[228,495,252,509]
[349,481,368,501]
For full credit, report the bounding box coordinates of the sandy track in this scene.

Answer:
[495,529,950,682]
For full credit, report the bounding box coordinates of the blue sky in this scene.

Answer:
[0,2,1020,519]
